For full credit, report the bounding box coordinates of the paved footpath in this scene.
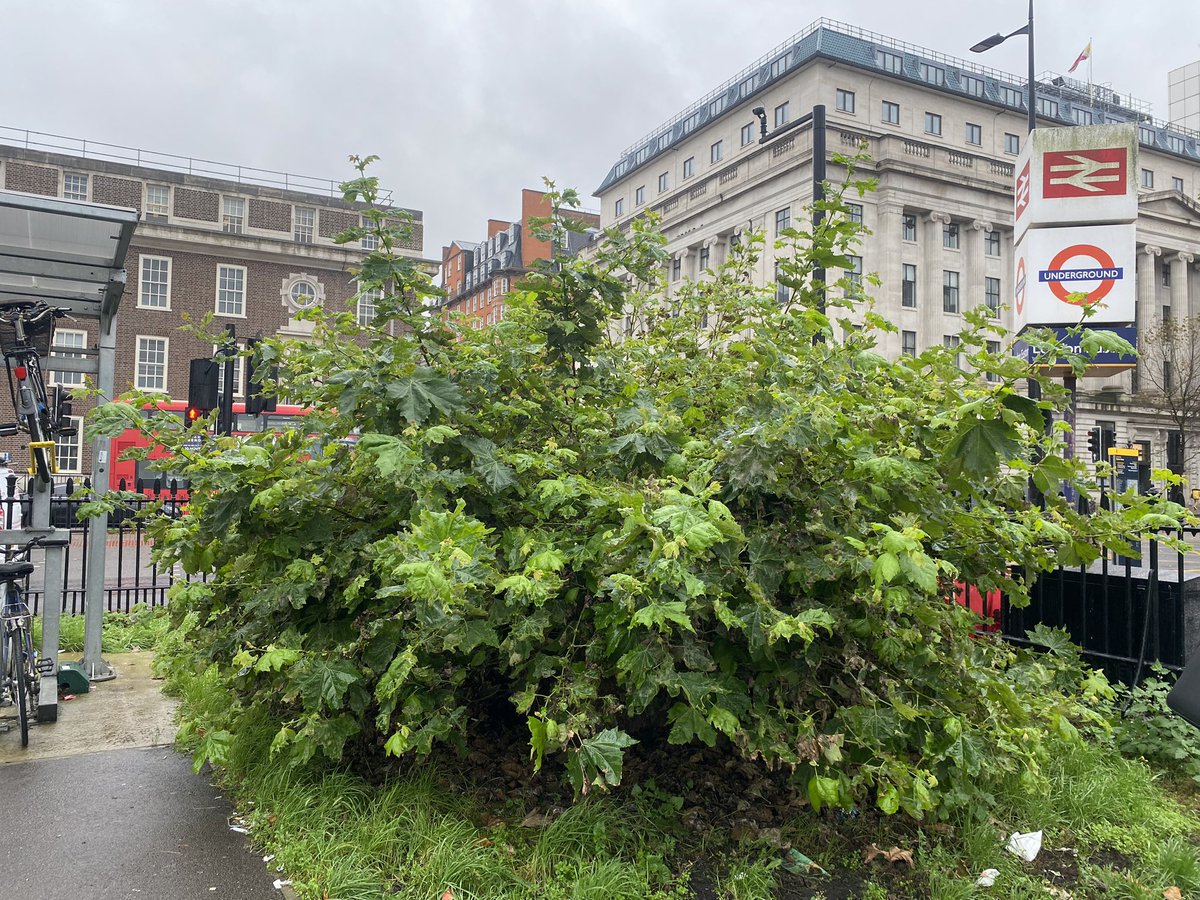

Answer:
[0,653,283,900]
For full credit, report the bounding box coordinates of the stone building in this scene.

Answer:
[593,19,1200,484]
[0,130,428,478]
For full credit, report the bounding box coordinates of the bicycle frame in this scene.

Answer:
[0,302,67,487]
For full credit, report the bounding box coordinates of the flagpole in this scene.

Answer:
[1088,36,1093,104]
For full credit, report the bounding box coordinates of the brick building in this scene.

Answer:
[438,189,599,326]
[0,131,429,479]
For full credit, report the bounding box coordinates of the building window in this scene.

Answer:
[1164,304,1172,321]
[49,328,86,388]
[835,89,855,113]
[699,246,710,272]
[965,123,982,145]
[222,196,245,234]
[986,341,1002,382]
[711,140,723,163]
[741,122,755,146]
[776,207,791,234]
[1004,132,1020,155]
[944,334,962,367]
[145,184,170,218]
[919,62,945,86]
[943,222,960,249]
[1164,359,1173,390]
[1168,135,1186,154]
[770,53,790,78]
[358,287,382,325]
[55,416,83,474]
[848,203,863,224]
[138,255,171,309]
[846,255,863,286]
[876,49,903,73]
[1162,264,1171,288]
[1139,125,1156,145]
[943,271,960,313]
[924,112,942,136]
[658,172,670,193]
[294,206,315,243]
[615,197,625,217]
[213,342,244,397]
[985,276,1001,315]
[1001,86,1024,107]
[1036,97,1059,117]
[902,264,917,307]
[135,336,168,392]
[360,215,380,251]
[63,173,88,201]
[775,101,791,126]
[737,76,756,99]
[985,230,1001,257]
[671,257,681,281]
[683,157,694,179]
[635,185,646,206]
[1173,176,1185,193]
[774,262,789,304]
[962,75,985,97]
[901,214,917,242]
[881,100,900,125]
[1073,108,1093,126]
[1141,169,1154,189]
[902,330,917,357]
[216,264,246,316]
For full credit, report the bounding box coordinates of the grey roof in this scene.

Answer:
[595,18,1200,195]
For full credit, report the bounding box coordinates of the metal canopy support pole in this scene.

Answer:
[79,303,117,681]
[36,530,68,722]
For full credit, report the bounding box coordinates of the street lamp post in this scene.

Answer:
[971,0,1036,135]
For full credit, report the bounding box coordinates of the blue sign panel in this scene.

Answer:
[1012,325,1137,368]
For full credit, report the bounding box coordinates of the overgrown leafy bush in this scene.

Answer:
[1111,663,1200,783]
[97,158,1180,822]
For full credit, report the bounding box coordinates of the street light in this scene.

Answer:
[971,0,1036,135]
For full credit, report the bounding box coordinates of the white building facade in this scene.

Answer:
[594,20,1200,485]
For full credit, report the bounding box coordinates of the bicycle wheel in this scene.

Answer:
[12,632,29,746]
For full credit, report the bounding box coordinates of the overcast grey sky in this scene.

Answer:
[2,1,1195,261]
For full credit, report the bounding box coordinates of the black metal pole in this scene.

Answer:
[1026,0,1036,135]
[219,323,235,436]
[812,104,827,312]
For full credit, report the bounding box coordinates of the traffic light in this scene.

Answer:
[186,357,219,424]
[1086,426,1101,461]
[244,338,277,416]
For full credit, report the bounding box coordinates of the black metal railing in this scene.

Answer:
[1001,526,1196,686]
[2,476,188,615]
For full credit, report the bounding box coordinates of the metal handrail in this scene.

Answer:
[0,125,394,204]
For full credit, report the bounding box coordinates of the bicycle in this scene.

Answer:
[0,300,74,487]
[0,537,50,746]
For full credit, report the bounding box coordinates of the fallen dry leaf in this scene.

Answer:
[863,843,915,868]
[520,810,556,828]
[1163,888,1182,900]
[441,891,454,900]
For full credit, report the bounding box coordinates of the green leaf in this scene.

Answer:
[631,600,694,634]
[384,367,464,424]
[807,775,842,813]
[572,728,638,789]
[294,657,360,711]
[460,435,517,491]
[946,417,1020,479]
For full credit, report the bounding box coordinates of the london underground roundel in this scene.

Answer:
[1040,243,1122,306]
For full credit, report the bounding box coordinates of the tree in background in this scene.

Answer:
[1134,316,1200,495]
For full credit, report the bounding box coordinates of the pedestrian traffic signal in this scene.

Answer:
[187,357,219,425]
[1086,426,1101,461]
[243,338,277,416]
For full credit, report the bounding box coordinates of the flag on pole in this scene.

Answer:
[1068,41,1092,74]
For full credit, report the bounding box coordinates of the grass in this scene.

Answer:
[34,604,169,653]
[153,648,1200,899]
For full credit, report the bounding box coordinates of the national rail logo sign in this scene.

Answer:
[1042,148,1128,199]
[1012,123,1137,241]
[1015,161,1031,221]
[1016,223,1136,327]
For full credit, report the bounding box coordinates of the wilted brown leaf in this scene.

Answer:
[520,810,556,828]
[864,843,915,868]
[1163,888,1182,900]
[441,891,454,900]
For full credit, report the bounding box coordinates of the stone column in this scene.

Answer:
[876,196,904,321]
[1134,245,1162,393]
[1170,251,1195,320]
[922,211,950,351]
[969,219,992,316]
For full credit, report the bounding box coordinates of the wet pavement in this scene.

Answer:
[0,652,283,899]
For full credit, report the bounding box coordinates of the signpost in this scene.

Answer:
[1012,123,1138,491]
